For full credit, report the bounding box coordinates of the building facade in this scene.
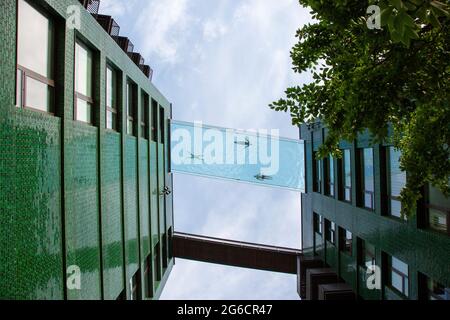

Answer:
[300,122,450,300]
[0,0,174,300]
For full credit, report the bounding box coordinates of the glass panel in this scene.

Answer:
[429,186,450,209]
[344,149,351,201]
[170,120,305,191]
[389,147,406,197]
[390,199,402,218]
[106,111,115,130]
[76,98,92,123]
[18,0,52,77]
[16,69,23,107]
[106,66,115,109]
[392,257,408,275]
[429,209,447,233]
[329,155,334,196]
[391,271,403,293]
[25,76,49,112]
[364,148,374,192]
[428,279,450,300]
[365,192,373,209]
[128,120,134,135]
[75,42,93,98]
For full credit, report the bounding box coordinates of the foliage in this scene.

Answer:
[271,0,450,217]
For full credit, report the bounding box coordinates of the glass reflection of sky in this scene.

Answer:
[170,121,305,192]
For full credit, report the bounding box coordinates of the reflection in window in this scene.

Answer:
[388,147,406,219]
[106,66,118,131]
[360,148,375,210]
[428,186,449,235]
[339,228,352,255]
[325,155,335,197]
[16,0,54,112]
[325,220,336,245]
[314,213,323,235]
[313,153,322,193]
[427,278,450,300]
[75,41,93,123]
[388,255,409,297]
[126,81,137,136]
[339,149,352,202]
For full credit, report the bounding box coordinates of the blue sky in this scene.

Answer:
[99,0,313,300]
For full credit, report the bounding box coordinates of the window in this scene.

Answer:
[359,239,376,270]
[129,270,141,300]
[151,99,158,142]
[339,149,352,202]
[314,213,323,235]
[359,148,375,210]
[325,220,336,245]
[325,155,335,197]
[387,147,407,219]
[141,92,149,139]
[313,153,322,193]
[126,81,137,136]
[159,106,165,144]
[16,0,55,113]
[388,255,409,297]
[162,233,168,269]
[426,278,450,300]
[106,65,119,130]
[154,243,162,281]
[75,41,94,124]
[339,228,352,255]
[143,255,152,299]
[427,186,450,235]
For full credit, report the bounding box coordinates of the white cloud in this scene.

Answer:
[133,0,191,64]
[203,20,228,42]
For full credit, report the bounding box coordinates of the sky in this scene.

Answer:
[99,0,313,300]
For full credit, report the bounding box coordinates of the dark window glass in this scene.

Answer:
[339,228,352,255]
[17,0,55,113]
[428,185,450,235]
[314,213,323,235]
[159,106,165,144]
[325,220,336,245]
[313,153,322,193]
[129,270,141,300]
[427,278,450,300]
[359,240,376,270]
[141,92,149,139]
[154,243,162,281]
[151,99,158,142]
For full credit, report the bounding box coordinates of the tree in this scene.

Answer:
[271,0,450,217]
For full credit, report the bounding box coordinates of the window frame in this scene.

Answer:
[324,155,335,197]
[126,80,137,136]
[105,64,119,131]
[16,0,56,114]
[339,149,352,203]
[386,146,407,220]
[339,228,353,256]
[359,147,375,210]
[325,220,336,245]
[388,256,409,297]
[74,39,95,124]
[140,91,149,139]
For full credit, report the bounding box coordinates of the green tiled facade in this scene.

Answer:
[301,122,450,300]
[0,0,174,300]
